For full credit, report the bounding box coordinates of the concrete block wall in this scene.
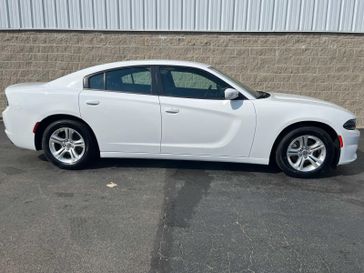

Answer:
[0,31,363,126]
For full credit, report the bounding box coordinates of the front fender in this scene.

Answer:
[249,99,354,161]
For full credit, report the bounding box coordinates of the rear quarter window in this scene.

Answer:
[88,73,104,89]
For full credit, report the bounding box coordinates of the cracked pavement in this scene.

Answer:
[0,122,363,273]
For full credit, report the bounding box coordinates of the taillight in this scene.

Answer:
[33,122,40,134]
[338,135,343,148]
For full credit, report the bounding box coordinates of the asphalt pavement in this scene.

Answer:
[0,122,363,273]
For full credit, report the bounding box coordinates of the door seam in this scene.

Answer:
[157,95,163,154]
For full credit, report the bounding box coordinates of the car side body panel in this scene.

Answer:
[250,93,359,165]
[3,83,81,150]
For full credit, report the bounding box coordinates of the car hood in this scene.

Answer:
[268,92,351,113]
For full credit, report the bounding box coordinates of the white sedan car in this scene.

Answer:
[2,60,360,177]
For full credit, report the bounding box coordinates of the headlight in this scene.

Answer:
[343,119,356,130]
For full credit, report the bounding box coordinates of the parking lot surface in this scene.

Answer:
[0,122,363,273]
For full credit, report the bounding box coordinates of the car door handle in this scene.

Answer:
[85,100,100,106]
[165,108,180,114]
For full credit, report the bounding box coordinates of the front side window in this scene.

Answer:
[209,66,259,99]
[159,66,230,99]
[106,67,152,94]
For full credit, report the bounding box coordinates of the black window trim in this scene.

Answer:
[83,65,157,96]
[155,65,246,100]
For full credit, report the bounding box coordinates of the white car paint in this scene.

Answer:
[2,60,360,167]
[251,92,359,164]
[79,91,161,154]
[159,96,256,158]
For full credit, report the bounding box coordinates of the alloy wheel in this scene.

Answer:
[286,135,327,172]
[49,127,86,165]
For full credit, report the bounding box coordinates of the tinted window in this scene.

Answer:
[160,66,230,99]
[89,73,104,89]
[209,66,258,99]
[106,67,152,94]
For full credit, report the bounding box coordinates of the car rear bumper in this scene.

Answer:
[2,107,36,150]
[338,129,360,165]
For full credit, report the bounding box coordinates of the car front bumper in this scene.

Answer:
[338,129,360,165]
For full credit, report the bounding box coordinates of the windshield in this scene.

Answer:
[209,67,260,99]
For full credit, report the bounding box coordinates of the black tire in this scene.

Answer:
[275,126,335,178]
[42,119,97,169]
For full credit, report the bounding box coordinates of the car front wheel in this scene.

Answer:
[275,127,335,178]
[42,120,96,169]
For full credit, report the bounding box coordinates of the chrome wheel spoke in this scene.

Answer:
[294,156,305,170]
[308,155,322,167]
[65,128,76,141]
[73,139,85,148]
[302,135,308,147]
[287,148,300,156]
[50,135,64,145]
[310,143,325,152]
[297,137,304,149]
[64,128,70,140]
[69,148,78,162]
[55,147,67,159]
[69,128,76,140]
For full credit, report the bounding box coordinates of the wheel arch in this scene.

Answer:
[34,114,100,153]
[269,121,341,167]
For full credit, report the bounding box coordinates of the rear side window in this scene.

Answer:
[86,66,152,95]
[106,67,152,94]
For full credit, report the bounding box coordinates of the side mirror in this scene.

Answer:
[224,88,240,100]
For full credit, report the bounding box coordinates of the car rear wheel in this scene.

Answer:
[275,127,335,178]
[42,120,96,169]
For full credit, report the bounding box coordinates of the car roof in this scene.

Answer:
[81,60,210,73]
[48,60,210,88]
[112,59,209,67]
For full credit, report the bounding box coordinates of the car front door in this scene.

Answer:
[79,66,161,154]
[158,66,256,159]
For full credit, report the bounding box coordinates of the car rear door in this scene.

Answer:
[157,66,256,159]
[79,66,161,154]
